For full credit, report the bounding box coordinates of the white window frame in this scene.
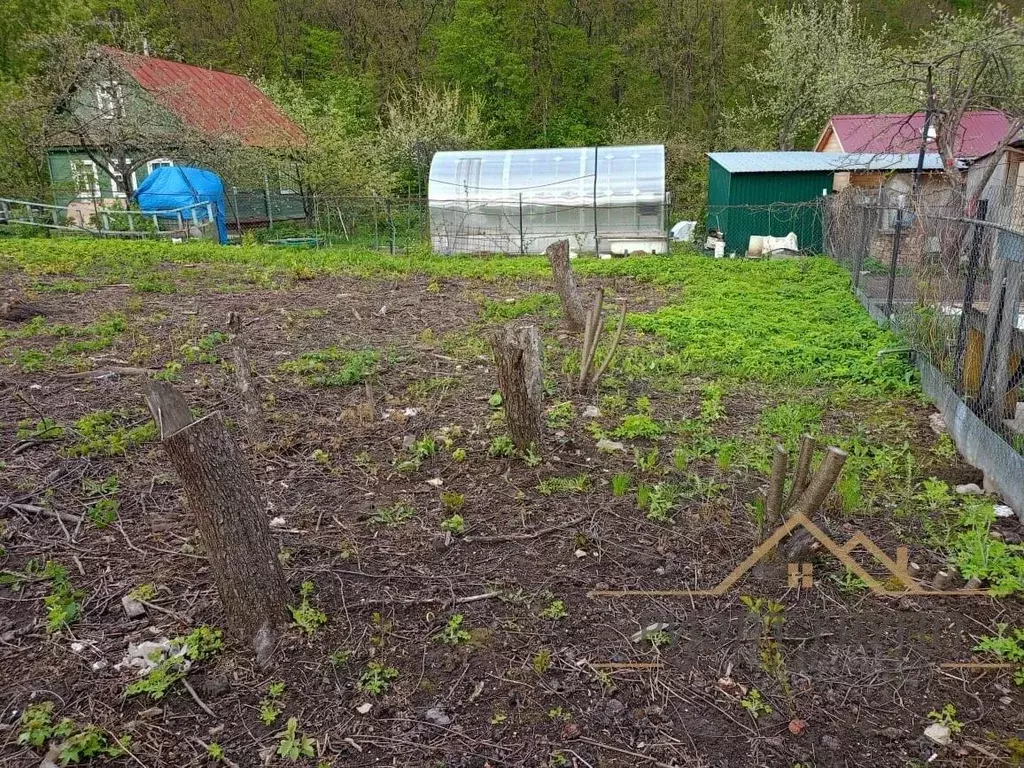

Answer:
[278,169,299,195]
[147,158,175,174]
[95,80,124,119]
[71,159,101,199]
[106,160,136,199]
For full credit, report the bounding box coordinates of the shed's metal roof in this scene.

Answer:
[707,152,944,174]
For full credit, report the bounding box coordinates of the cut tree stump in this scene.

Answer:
[545,239,587,332]
[227,312,265,443]
[145,380,288,664]
[489,324,543,451]
[1,298,46,322]
[785,433,817,509]
[789,446,848,517]
[766,443,788,524]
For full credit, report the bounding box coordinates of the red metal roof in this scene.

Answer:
[104,47,305,148]
[820,111,1012,158]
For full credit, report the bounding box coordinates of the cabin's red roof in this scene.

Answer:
[820,111,1012,159]
[103,47,304,148]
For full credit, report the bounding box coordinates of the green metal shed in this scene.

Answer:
[707,153,833,255]
[705,152,947,255]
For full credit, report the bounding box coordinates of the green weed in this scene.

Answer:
[974,624,1024,685]
[17,703,127,764]
[289,581,328,635]
[435,614,472,645]
[370,503,416,527]
[488,435,516,457]
[357,662,399,695]
[63,410,157,457]
[610,472,632,497]
[276,717,315,761]
[537,474,590,496]
[278,347,377,387]
[125,626,223,699]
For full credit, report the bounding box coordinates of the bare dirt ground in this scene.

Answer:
[1,258,1022,768]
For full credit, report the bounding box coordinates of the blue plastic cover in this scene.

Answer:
[133,166,228,244]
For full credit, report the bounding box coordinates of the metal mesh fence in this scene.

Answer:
[824,188,1024,455]
[300,195,674,255]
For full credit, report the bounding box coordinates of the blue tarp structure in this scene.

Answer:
[133,166,229,244]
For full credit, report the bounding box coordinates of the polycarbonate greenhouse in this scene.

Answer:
[428,145,667,255]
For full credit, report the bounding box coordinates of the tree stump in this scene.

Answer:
[766,443,788,524]
[145,380,288,663]
[545,239,587,332]
[227,312,265,443]
[1,298,46,322]
[489,324,543,451]
[789,446,848,517]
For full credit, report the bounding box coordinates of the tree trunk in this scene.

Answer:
[145,381,288,664]
[489,324,544,451]
[227,312,265,443]
[545,239,587,332]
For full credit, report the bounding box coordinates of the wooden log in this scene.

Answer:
[489,324,543,452]
[789,446,847,516]
[145,380,288,664]
[227,312,265,443]
[545,239,587,332]
[766,443,788,524]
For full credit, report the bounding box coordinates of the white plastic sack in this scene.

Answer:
[670,221,697,242]
[762,232,798,254]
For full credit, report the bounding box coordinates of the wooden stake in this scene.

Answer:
[589,299,627,389]
[578,289,604,391]
[766,443,788,523]
[489,324,543,451]
[545,239,587,332]
[789,446,848,516]
[145,380,288,664]
[227,312,265,443]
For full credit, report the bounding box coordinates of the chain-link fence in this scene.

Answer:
[298,195,675,256]
[824,188,1024,455]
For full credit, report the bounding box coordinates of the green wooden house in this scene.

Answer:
[46,46,306,229]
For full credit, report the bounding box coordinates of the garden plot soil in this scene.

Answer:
[1,263,1022,768]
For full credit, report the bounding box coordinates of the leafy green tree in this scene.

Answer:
[723,0,908,150]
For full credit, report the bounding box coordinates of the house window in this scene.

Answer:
[278,169,299,195]
[70,159,100,198]
[95,81,123,118]
[107,160,135,198]
[147,158,175,174]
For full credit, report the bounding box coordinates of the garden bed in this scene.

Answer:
[1,239,1022,768]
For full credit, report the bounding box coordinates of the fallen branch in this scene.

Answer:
[181,678,217,719]
[464,515,586,543]
[5,502,83,525]
[55,366,159,379]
